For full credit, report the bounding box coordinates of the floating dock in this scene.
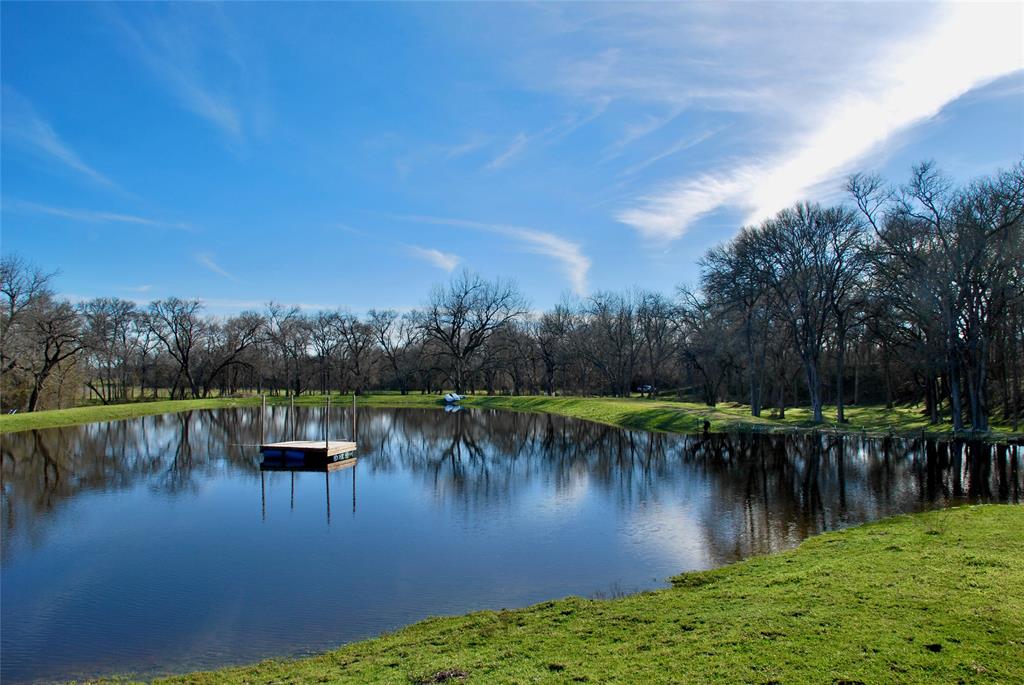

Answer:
[259,440,358,470]
[260,440,357,459]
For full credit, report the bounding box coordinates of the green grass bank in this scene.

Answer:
[3,393,1021,441]
[149,505,1023,684]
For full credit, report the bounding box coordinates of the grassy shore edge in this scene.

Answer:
[140,504,1024,684]
[4,393,1021,441]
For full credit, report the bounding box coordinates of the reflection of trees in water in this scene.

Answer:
[0,408,266,560]
[2,407,1021,567]
[680,433,1022,564]
[364,409,688,514]
[358,410,1021,566]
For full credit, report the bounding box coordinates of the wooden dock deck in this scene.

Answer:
[259,440,358,460]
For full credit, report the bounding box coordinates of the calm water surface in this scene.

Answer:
[1,406,1021,683]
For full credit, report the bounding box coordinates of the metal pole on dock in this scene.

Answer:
[290,395,295,441]
[326,394,331,449]
[261,394,266,444]
[352,393,357,441]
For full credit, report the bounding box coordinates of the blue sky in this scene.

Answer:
[2,2,1022,314]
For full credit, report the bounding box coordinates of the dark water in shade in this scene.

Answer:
[1,407,1021,683]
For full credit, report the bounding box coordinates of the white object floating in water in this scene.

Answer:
[444,392,463,403]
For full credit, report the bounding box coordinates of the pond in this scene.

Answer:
[2,406,1021,683]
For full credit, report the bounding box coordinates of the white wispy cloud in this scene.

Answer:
[485,132,530,170]
[483,100,610,172]
[443,134,490,160]
[398,215,591,295]
[616,3,1024,241]
[104,5,246,143]
[393,134,491,180]
[619,127,724,177]
[602,107,684,161]
[1,87,117,188]
[406,245,461,272]
[195,253,239,282]
[552,41,775,114]
[335,223,463,273]
[7,200,193,230]
[618,172,752,241]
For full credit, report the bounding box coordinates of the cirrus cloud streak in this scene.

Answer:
[616,3,1024,241]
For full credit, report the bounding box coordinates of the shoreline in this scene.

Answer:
[3,393,1022,443]
[144,505,1023,683]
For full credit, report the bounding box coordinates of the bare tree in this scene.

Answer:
[850,160,1024,430]
[146,298,207,399]
[701,230,772,416]
[195,312,265,397]
[675,288,738,406]
[368,309,421,394]
[23,296,84,411]
[0,256,56,402]
[310,311,342,394]
[338,312,377,394]
[755,203,863,423]
[537,304,573,396]
[636,290,675,397]
[575,291,642,397]
[264,303,310,396]
[420,271,528,393]
[80,298,141,403]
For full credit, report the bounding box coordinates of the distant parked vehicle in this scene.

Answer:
[637,385,654,394]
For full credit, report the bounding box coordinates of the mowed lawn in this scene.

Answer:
[154,505,1024,684]
[3,393,1021,439]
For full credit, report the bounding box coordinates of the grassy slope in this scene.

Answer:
[3,393,1021,439]
[461,395,1018,436]
[0,394,430,434]
[155,505,1024,684]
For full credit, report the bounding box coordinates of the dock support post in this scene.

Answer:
[326,394,331,449]
[325,470,331,525]
[352,393,357,441]
[290,395,295,441]
[261,394,266,444]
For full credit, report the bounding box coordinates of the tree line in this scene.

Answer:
[2,160,1022,430]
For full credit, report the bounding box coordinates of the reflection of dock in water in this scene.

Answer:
[259,454,357,524]
[260,455,357,472]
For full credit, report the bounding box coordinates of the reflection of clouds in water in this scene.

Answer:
[620,498,709,574]
[529,468,591,519]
